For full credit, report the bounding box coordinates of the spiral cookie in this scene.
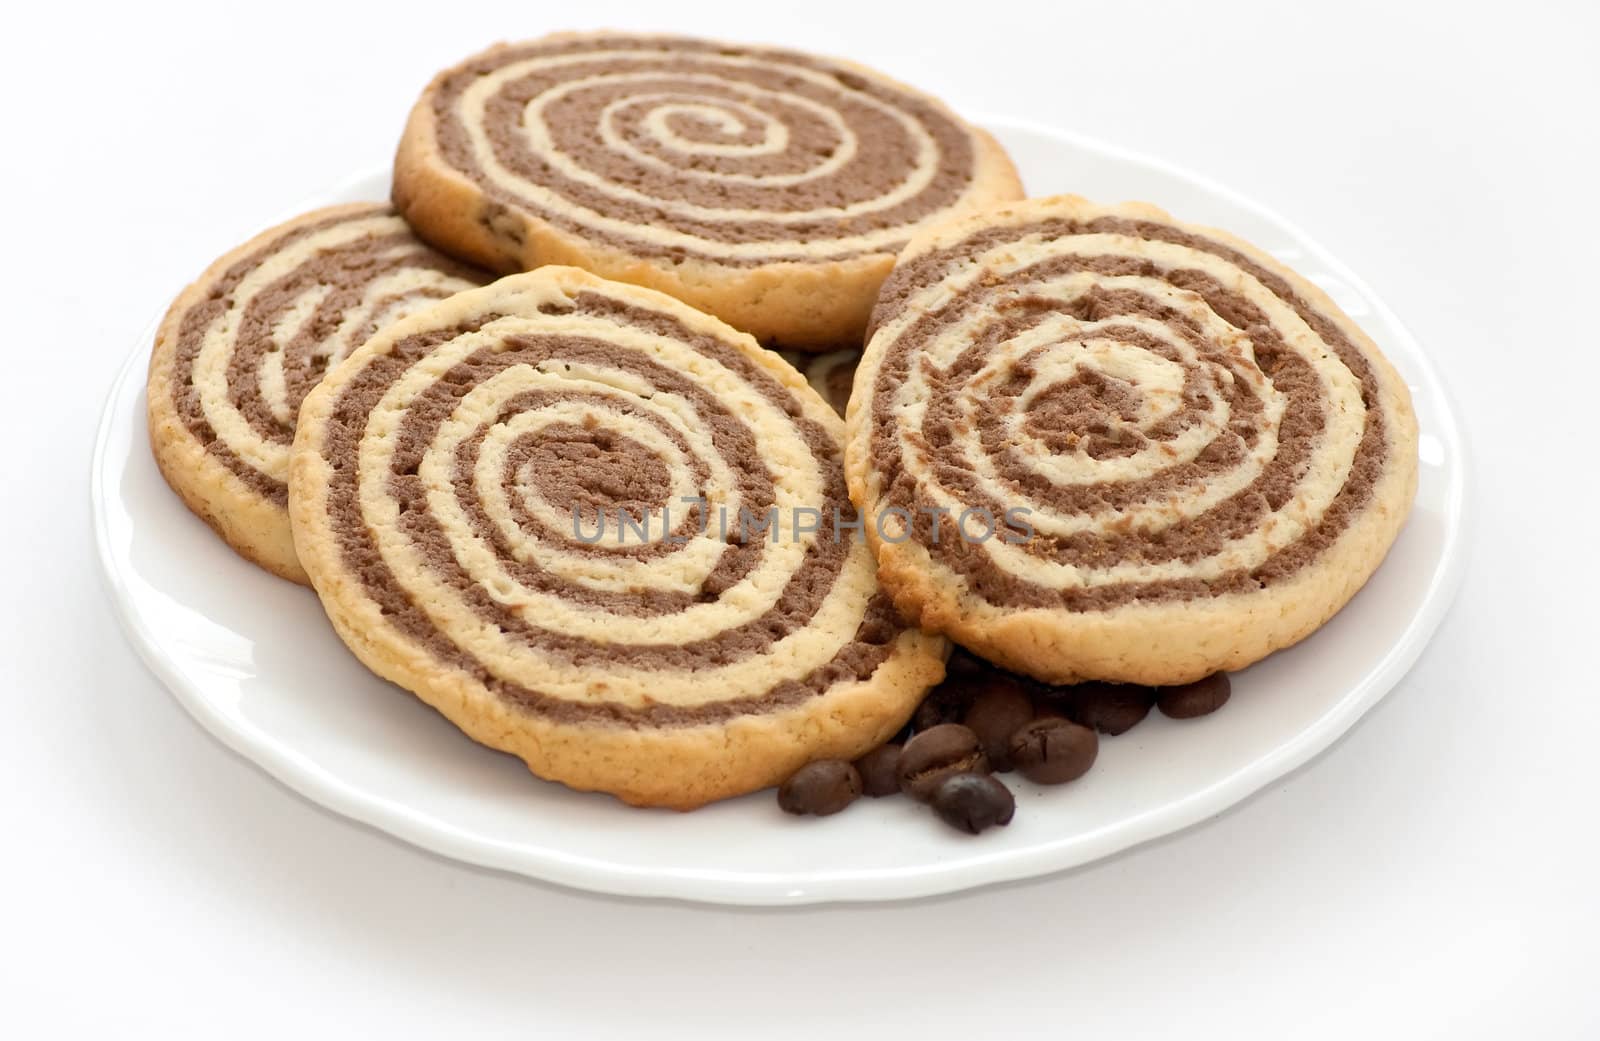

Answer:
[289,266,946,808]
[147,204,490,583]
[846,196,1419,686]
[777,348,861,416]
[392,32,1023,348]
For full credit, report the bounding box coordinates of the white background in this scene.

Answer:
[4,0,1597,1036]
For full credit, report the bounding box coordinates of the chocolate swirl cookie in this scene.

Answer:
[289,266,946,808]
[147,204,490,583]
[392,32,1022,348]
[845,196,1419,686]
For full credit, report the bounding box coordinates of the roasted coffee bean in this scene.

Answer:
[931,773,1015,834]
[943,645,992,682]
[1032,683,1081,719]
[1009,718,1098,785]
[1157,673,1232,719]
[911,652,1002,731]
[913,696,958,732]
[961,677,1037,772]
[777,760,862,816]
[1057,681,1157,735]
[912,677,978,731]
[897,724,989,801]
[855,743,903,798]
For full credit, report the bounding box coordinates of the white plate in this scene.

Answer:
[92,117,1467,905]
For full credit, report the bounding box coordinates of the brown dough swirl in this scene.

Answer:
[290,265,946,808]
[392,32,1023,346]
[146,203,490,583]
[845,196,1419,685]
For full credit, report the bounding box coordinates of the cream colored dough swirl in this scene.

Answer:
[845,196,1419,686]
[289,266,945,809]
[392,32,1024,347]
[778,347,861,417]
[145,203,489,584]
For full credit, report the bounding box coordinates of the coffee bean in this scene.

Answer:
[1055,681,1157,735]
[1157,673,1232,719]
[912,650,1008,732]
[913,696,959,732]
[855,743,903,798]
[931,773,1015,834]
[943,645,991,681]
[912,678,965,730]
[1009,718,1098,785]
[777,760,862,816]
[897,724,989,801]
[961,677,1036,772]
[914,675,981,730]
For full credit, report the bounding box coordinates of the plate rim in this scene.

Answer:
[91,114,1470,906]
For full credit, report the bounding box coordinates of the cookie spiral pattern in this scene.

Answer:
[845,196,1419,686]
[393,32,1022,347]
[147,204,489,583]
[290,266,946,809]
